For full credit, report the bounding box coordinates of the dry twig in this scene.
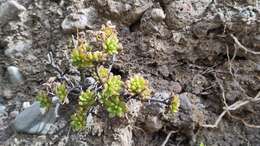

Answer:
[202,90,260,128]
[230,34,260,55]
[161,130,177,146]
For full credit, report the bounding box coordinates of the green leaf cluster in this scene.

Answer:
[55,83,68,104]
[98,23,120,55]
[94,66,110,82]
[70,90,95,130]
[102,75,123,97]
[170,95,180,113]
[36,22,155,132]
[79,90,95,107]
[103,35,119,55]
[36,90,52,109]
[104,96,127,117]
[127,75,151,99]
[100,75,126,117]
[70,108,86,131]
[71,47,106,68]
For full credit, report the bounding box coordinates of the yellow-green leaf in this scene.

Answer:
[170,95,180,113]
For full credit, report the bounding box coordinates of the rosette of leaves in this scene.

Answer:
[71,43,106,68]
[99,75,127,117]
[103,35,119,55]
[127,74,151,99]
[79,89,95,108]
[102,75,123,98]
[71,43,92,68]
[97,23,120,55]
[104,96,127,118]
[170,95,180,113]
[94,65,110,82]
[86,51,106,64]
[36,90,52,110]
[70,107,86,131]
[55,83,68,104]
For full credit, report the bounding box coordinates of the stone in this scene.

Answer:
[0,0,26,26]
[62,7,98,32]
[94,0,152,26]
[0,104,6,115]
[171,82,182,94]
[4,39,32,58]
[140,8,166,35]
[191,16,222,38]
[2,89,12,99]
[0,96,4,104]
[192,74,208,94]
[165,0,211,29]
[144,116,163,133]
[84,77,96,89]
[12,101,57,134]
[10,111,19,118]
[22,102,30,109]
[151,8,165,22]
[127,99,142,118]
[7,66,23,84]
[179,93,192,112]
[256,63,260,71]
[158,65,170,77]
[144,91,171,115]
[111,127,133,146]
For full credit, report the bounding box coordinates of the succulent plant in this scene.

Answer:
[102,75,123,97]
[36,90,52,110]
[36,22,163,132]
[127,74,151,99]
[103,36,119,55]
[104,96,127,118]
[55,83,68,104]
[79,89,95,108]
[70,107,86,131]
[94,65,110,82]
[170,95,180,113]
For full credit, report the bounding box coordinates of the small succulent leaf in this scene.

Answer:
[102,75,123,98]
[55,83,69,104]
[104,96,127,118]
[71,42,106,68]
[170,95,180,113]
[70,108,86,131]
[78,89,95,108]
[127,74,151,99]
[36,90,52,109]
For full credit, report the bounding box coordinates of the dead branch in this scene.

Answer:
[230,34,260,55]
[161,130,177,146]
[202,90,260,128]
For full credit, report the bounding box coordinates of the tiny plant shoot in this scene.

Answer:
[36,22,180,131]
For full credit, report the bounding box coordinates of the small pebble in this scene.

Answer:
[151,8,165,22]
[0,104,6,115]
[171,82,182,93]
[10,111,19,118]
[22,102,30,109]
[7,66,23,84]
[3,89,12,99]
[0,96,5,104]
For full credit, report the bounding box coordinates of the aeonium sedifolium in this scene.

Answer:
[126,74,151,99]
[36,90,52,110]
[36,22,177,132]
[170,95,180,113]
[55,82,69,104]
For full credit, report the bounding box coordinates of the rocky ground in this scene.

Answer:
[0,0,260,145]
